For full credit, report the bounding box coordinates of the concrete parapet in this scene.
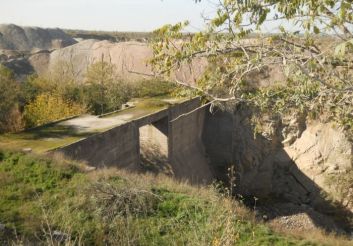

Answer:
[57,122,140,170]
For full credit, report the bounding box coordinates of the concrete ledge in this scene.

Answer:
[134,108,169,127]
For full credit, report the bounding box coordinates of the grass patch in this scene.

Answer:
[138,98,171,109]
[0,124,95,153]
[1,150,349,245]
[103,97,180,119]
[0,151,84,241]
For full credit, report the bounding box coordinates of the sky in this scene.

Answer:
[0,0,217,32]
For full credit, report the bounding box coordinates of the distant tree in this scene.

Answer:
[0,65,24,132]
[151,0,353,133]
[85,60,114,114]
[85,60,132,115]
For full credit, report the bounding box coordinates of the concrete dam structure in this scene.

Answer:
[56,97,214,184]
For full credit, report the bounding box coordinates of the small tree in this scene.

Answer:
[85,60,115,114]
[151,0,353,134]
[85,60,132,115]
[25,70,84,106]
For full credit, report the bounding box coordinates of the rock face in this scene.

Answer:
[0,24,76,51]
[0,25,278,85]
[0,24,76,79]
[203,104,353,231]
[48,39,153,81]
[1,57,35,79]
[284,122,352,193]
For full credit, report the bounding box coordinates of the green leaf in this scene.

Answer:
[313,26,320,34]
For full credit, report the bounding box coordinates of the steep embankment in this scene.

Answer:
[29,39,207,84]
[0,25,281,85]
[203,104,353,234]
[0,24,77,79]
[0,150,349,245]
[0,24,76,51]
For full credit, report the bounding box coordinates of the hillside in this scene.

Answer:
[0,24,352,245]
[65,29,153,42]
[0,24,76,51]
[28,39,206,84]
[0,150,350,245]
[0,24,77,79]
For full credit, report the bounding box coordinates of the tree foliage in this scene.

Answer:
[151,0,353,133]
[84,61,132,115]
[0,65,24,133]
[23,93,86,127]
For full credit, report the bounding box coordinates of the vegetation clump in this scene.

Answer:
[0,65,24,133]
[0,60,179,132]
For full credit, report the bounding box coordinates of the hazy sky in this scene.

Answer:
[0,0,217,31]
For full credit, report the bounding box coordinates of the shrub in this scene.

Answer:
[133,79,176,98]
[23,93,86,127]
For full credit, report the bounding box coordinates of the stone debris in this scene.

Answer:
[258,202,345,233]
[22,148,32,153]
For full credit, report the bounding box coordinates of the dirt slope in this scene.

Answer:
[29,39,206,84]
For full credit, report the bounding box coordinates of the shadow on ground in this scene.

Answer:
[25,124,93,140]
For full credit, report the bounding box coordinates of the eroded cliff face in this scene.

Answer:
[0,24,76,51]
[282,122,352,208]
[203,104,353,231]
[28,39,207,85]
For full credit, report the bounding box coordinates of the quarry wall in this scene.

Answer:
[168,100,213,184]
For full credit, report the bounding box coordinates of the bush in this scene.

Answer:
[23,93,86,127]
[82,81,133,115]
[133,79,176,98]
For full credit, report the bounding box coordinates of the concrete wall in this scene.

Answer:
[202,109,235,178]
[202,106,275,195]
[57,122,141,170]
[168,98,213,184]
